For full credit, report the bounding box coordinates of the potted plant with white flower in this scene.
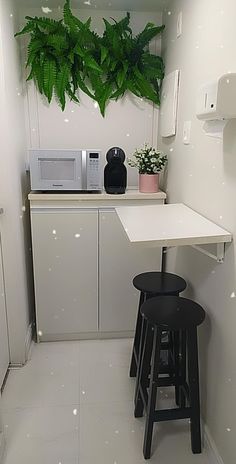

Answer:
[128,144,167,193]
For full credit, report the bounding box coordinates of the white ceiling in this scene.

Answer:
[17,0,168,12]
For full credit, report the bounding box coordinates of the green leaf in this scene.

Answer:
[117,67,127,88]
[111,85,126,100]
[85,17,92,28]
[136,24,165,48]
[25,16,63,33]
[43,58,56,103]
[83,54,102,73]
[26,67,35,81]
[97,82,113,117]
[14,20,36,37]
[28,37,45,53]
[73,42,85,57]
[133,68,160,105]
[66,84,80,103]
[100,45,108,64]
[63,0,83,32]
[31,62,44,94]
[46,34,69,52]
[126,79,142,98]
[141,53,165,79]
[103,18,114,43]
[55,63,71,110]
[76,73,95,100]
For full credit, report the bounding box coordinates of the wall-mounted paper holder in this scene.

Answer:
[196,73,236,138]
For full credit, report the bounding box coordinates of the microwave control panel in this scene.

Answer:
[86,151,102,190]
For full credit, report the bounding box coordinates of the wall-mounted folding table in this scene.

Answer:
[116,203,232,263]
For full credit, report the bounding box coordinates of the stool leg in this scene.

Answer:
[134,321,153,418]
[173,331,180,406]
[187,328,202,454]
[134,315,146,406]
[130,292,145,377]
[143,327,161,460]
[179,329,187,408]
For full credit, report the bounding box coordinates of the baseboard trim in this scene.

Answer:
[204,424,224,464]
[39,331,134,342]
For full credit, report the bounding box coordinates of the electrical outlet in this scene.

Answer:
[177,12,183,38]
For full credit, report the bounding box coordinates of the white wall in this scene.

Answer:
[0,0,34,365]
[159,1,236,463]
[17,7,163,186]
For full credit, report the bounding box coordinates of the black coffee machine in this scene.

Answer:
[104,147,127,194]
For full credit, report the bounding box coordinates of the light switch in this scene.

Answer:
[177,12,182,38]
[183,121,191,144]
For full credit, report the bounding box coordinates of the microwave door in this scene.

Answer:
[37,156,82,190]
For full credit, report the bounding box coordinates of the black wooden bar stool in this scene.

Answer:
[130,272,187,379]
[135,295,205,460]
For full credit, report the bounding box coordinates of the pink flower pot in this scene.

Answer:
[139,174,159,193]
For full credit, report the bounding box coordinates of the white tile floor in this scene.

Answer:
[1,339,210,464]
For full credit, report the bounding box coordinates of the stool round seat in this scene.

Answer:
[133,272,187,295]
[141,295,205,330]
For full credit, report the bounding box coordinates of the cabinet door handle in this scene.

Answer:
[0,208,4,215]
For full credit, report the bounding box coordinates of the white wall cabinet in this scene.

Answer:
[31,210,98,340]
[99,209,161,332]
[0,235,10,386]
[30,193,165,341]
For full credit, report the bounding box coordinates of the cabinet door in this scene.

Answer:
[99,209,162,332]
[0,235,10,386]
[31,210,98,339]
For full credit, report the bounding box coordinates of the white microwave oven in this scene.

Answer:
[29,149,102,191]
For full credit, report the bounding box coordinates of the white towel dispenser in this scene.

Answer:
[196,73,236,121]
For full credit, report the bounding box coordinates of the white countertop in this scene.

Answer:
[115,203,232,247]
[28,189,166,201]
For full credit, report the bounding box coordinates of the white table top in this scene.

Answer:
[115,203,232,247]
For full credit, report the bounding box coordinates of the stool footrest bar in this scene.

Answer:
[154,407,191,422]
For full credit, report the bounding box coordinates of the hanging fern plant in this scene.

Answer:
[15,0,165,116]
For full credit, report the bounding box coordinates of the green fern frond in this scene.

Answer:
[46,34,69,53]
[135,24,165,48]
[133,67,159,104]
[25,16,64,33]
[66,84,80,103]
[32,61,44,94]
[15,2,165,115]
[43,58,57,103]
[96,81,113,117]
[55,63,71,110]
[63,0,83,32]
[141,53,165,79]
[14,20,37,37]
[111,13,132,37]
[126,79,142,98]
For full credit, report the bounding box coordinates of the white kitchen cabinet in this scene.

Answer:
[29,191,166,340]
[0,235,10,386]
[31,209,98,340]
[99,210,162,332]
